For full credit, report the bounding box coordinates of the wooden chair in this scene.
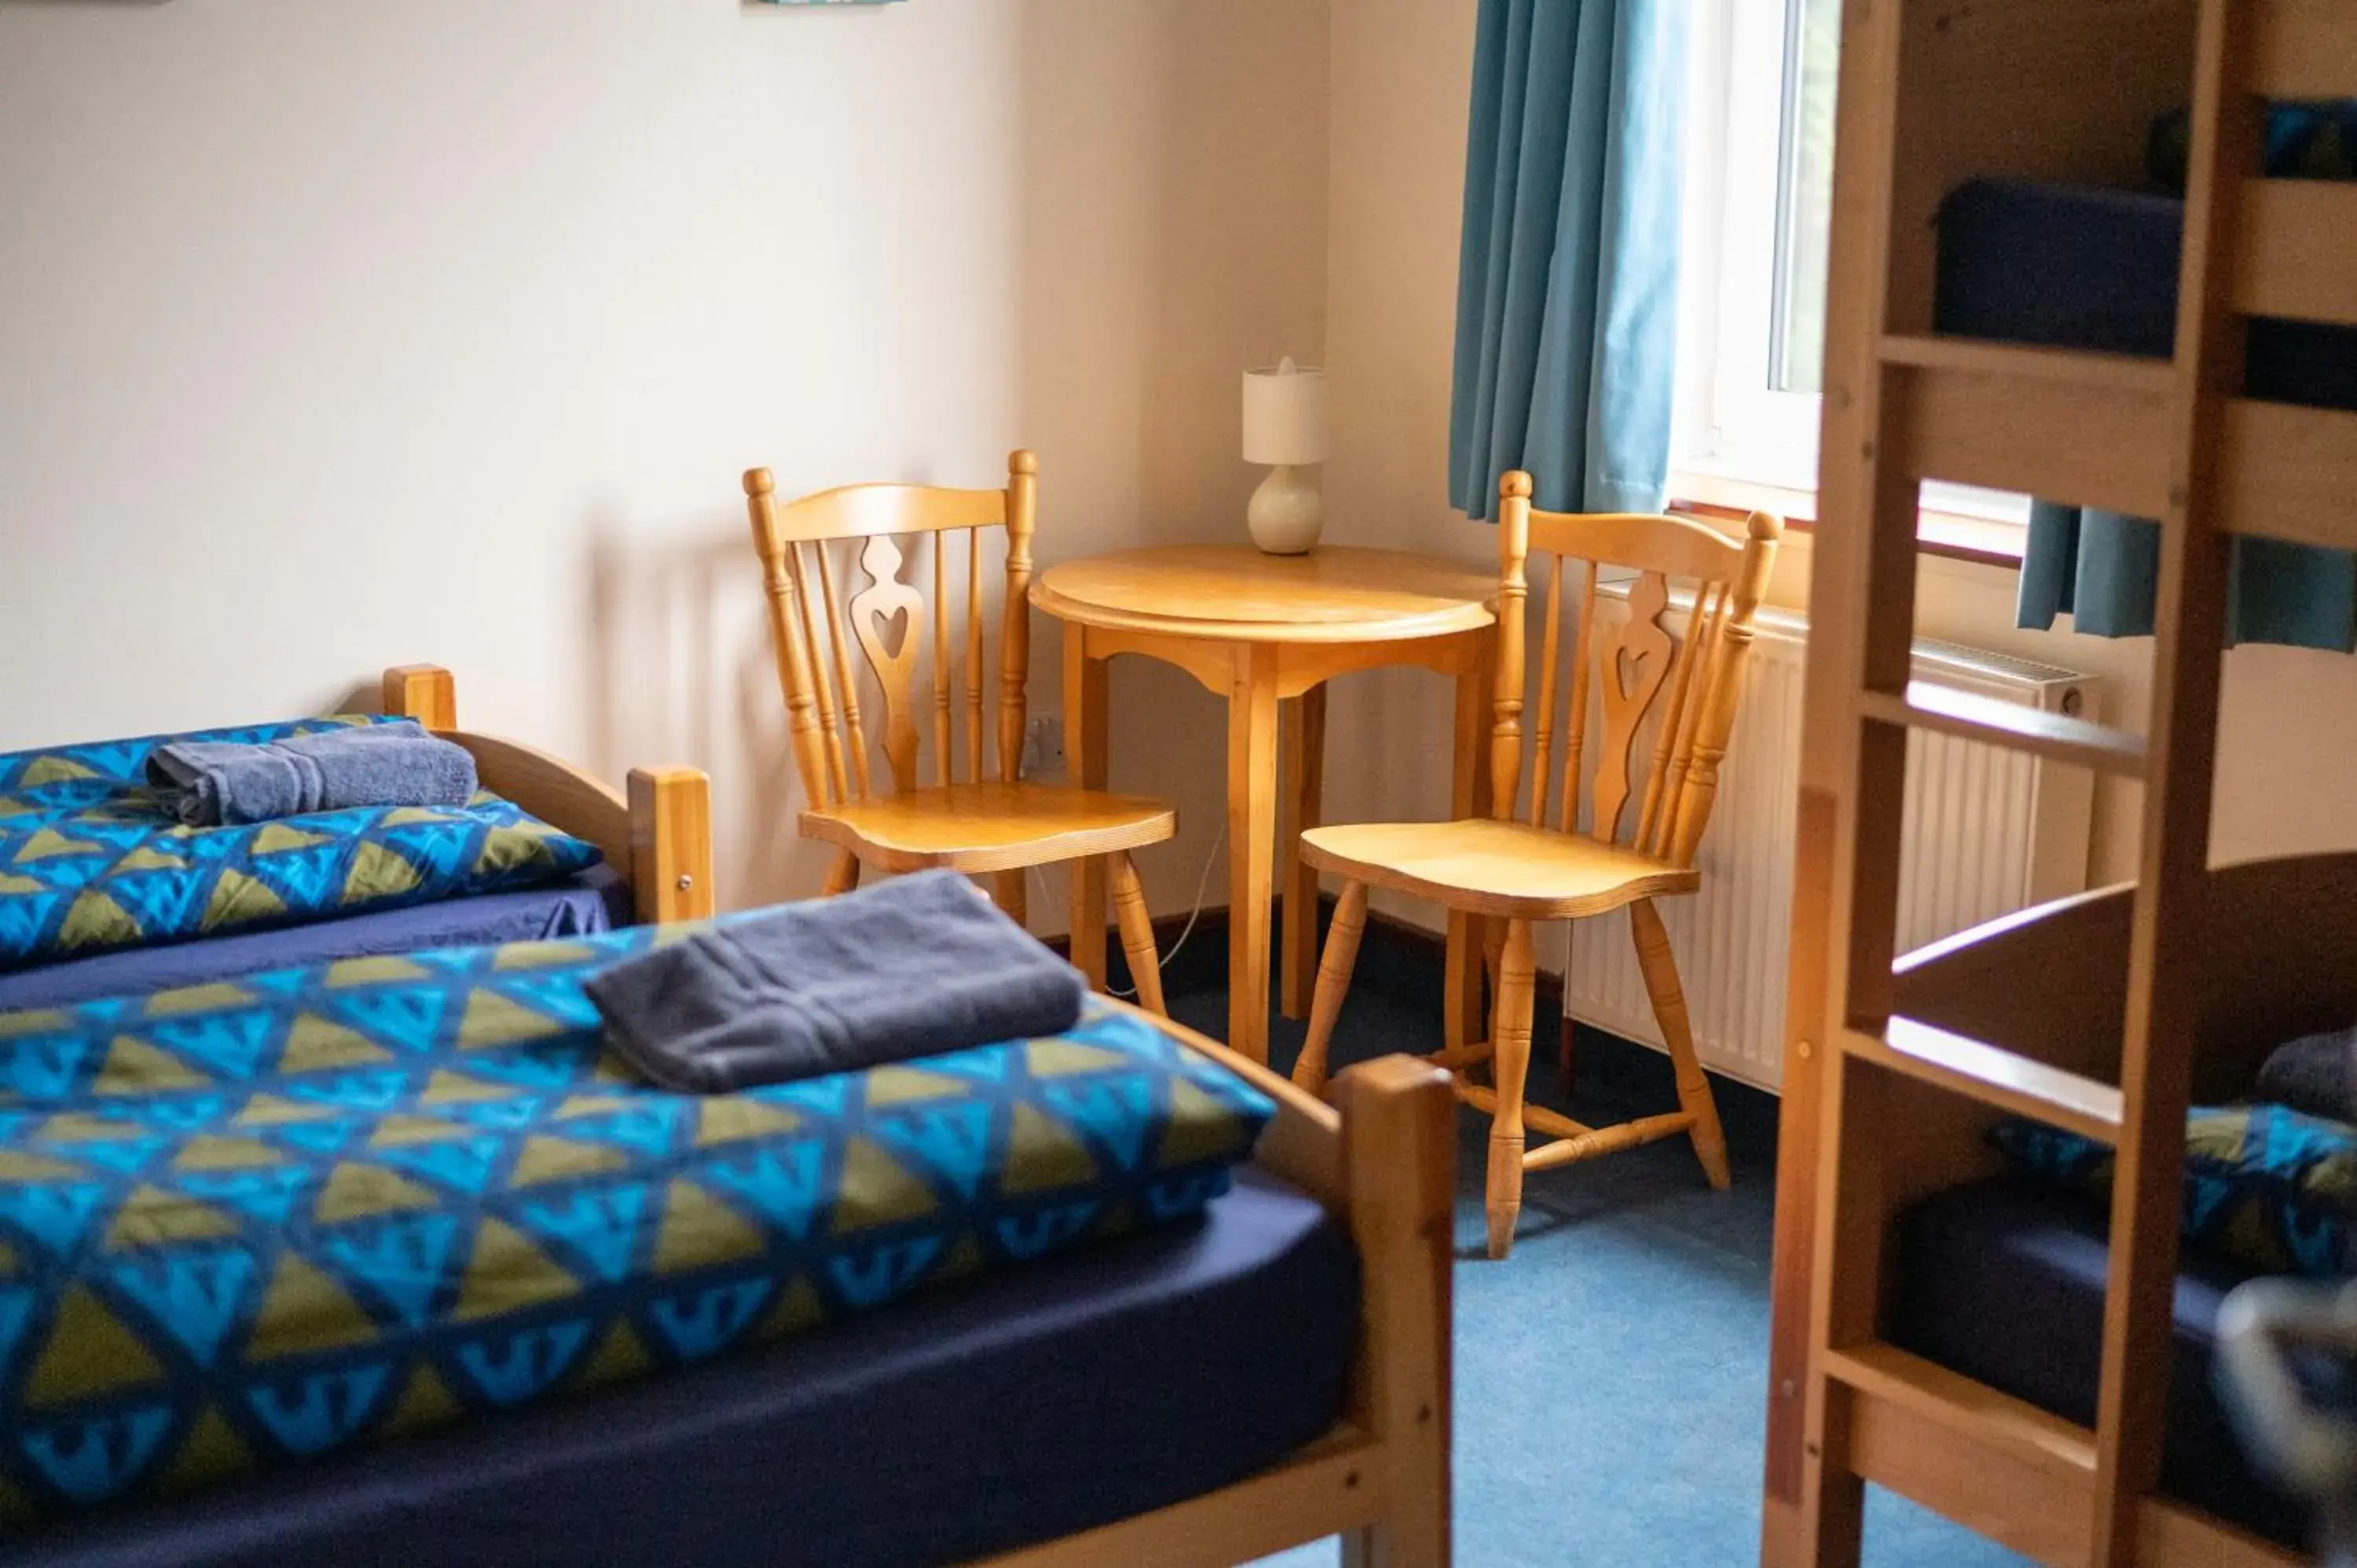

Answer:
[1291,471,1782,1258]
[742,452,1177,1015]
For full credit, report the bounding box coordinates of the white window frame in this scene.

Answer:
[1673,0,2032,541]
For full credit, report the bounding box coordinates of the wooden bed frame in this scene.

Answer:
[1762,1,2357,1564]
[379,666,1453,1564]
[379,664,714,927]
[978,1030,1456,1568]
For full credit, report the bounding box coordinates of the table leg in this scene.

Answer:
[1445,650,1490,1055]
[1227,646,1281,1064]
[1279,682,1328,1020]
[1065,629,1110,989]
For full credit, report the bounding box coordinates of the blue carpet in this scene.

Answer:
[1167,980,2033,1568]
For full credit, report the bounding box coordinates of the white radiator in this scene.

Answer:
[1560,588,2100,1093]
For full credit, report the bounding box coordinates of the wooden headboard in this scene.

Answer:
[379,664,713,925]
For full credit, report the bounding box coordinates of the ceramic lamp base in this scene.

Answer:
[1248,463,1325,555]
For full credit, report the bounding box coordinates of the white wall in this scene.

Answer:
[0,0,1329,920]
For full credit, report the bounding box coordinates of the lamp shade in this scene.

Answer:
[1243,359,1330,466]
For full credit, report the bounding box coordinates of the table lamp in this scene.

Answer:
[1242,357,1329,555]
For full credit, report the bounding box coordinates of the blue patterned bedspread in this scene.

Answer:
[0,925,1273,1524]
[0,719,603,973]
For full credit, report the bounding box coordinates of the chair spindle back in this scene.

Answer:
[743,452,1039,809]
[1489,471,1781,869]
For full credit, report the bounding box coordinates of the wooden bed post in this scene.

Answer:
[379,665,715,929]
[381,664,457,730]
[1336,1056,1456,1568]
[629,767,716,924]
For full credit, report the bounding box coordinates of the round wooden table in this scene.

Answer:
[1032,544,1497,1064]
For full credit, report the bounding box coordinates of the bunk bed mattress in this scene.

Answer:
[1890,1176,2304,1546]
[0,867,629,1013]
[0,1167,1355,1568]
[1935,178,2357,412]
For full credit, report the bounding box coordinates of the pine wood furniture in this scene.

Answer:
[380,663,713,925]
[975,1035,1456,1568]
[742,456,1177,1014]
[1029,544,1498,1064]
[1764,2,2357,1563]
[1286,480,1782,1259]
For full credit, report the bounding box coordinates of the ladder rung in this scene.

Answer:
[1824,1342,2097,1477]
[2220,399,2357,554]
[1825,1342,2099,1565]
[2238,181,2357,329]
[1882,343,2175,519]
[1859,682,2148,778]
[1878,333,2177,394]
[1844,1018,2124,1143]
[2253,0,2357,97]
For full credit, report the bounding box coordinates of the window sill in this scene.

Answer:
[1668,469,2029,572]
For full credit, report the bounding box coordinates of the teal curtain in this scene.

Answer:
[1448,0,1686,522]
[2018,504,2357,651]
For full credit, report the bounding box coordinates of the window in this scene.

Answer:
[1674,0,2029,544]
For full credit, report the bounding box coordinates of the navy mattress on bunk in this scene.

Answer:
[0,1167,1358,1568]
[1935,178,2357,413]
[0,866,629,1013]
[1890,1176,2304,1547]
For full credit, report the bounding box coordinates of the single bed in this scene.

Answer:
[0,925,1454,1567]
[0,1167,1358,1568]
[0,665,711,1012]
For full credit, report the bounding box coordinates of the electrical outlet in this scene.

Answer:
[1022,714,1065,779]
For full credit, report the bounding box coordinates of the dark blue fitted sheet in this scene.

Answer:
[1891,1177,2305,1546]
[0,868,629,1013]
[0,1167,1358,1568]
[1936,178,2357,412]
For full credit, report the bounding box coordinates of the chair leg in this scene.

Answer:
[1292,880,1368,1094]
[1629,898,1731,1190]
[820,848,861,898]
[1107,852,1166,1017]
[1486,919,1537,1261]
[1477,918,1505,1084]
[992,870,1028,929]
[1557,922,1578,1094]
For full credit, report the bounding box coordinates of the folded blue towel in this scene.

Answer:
[587,870,1087,1094]
[144,719,479,826]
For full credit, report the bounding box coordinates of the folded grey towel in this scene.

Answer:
[587,870,1087,1094]
[145,720,479,826]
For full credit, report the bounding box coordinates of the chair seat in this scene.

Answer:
[1299,818,1699,919]
[801,782,1176,875]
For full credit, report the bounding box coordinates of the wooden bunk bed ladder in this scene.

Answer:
[1773,0,2357,1564]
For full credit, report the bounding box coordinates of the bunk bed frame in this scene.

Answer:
[1761,1,2357,1565]
[379,663,715,926]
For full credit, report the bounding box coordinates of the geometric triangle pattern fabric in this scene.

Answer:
[1992,1101,2357,1279]
[0,921,1273,1524]
[0,716,603,970]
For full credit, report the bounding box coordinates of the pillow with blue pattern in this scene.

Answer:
[1991,1105,2357,1279]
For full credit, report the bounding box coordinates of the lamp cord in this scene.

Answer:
[1032,822,1226,1001]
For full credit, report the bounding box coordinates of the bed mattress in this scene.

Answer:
[1935,178,2357,412]
[0,867,630,1013]
[0,1167,1356,1568]
[1890,1176,2304,1546]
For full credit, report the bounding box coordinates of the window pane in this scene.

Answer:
[1772,0,1840,394]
